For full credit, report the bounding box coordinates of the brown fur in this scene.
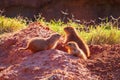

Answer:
[55,42,68,52]
[19,33,61,52]
[64,26,90,57]
[65,41,87,60]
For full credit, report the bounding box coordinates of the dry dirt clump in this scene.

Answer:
[0,22,120,80]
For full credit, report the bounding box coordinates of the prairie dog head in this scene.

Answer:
[51,33,61,38]
[65,41,78,49]
[64,26,76,34]
[48,33,61,42]
[65,41,87,60]
[65,41,79,54]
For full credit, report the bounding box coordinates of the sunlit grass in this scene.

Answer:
[0,16,27,34]
[79,26,120,45]
[37,17,120,45]
[36,16,66,34]
[88,25,120,45]
[1,14,120,45]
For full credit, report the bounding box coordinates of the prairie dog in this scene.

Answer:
[64,26,90,57]
[19,33,61,52]
[65,41,87,60]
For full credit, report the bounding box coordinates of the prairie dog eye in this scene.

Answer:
[68,43,71,45]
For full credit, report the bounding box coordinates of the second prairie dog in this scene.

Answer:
[65,41,87,60]
[19,33,61,52]
[64,26,90,57]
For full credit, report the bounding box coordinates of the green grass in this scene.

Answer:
[36,17,120,45]
[0,16,27,34]
[88,26,120,44]
[80,26,120,45]
[0,15,120,45]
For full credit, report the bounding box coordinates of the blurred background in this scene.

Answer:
[0,0,120,22]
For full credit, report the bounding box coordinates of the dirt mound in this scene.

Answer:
[0,50,97,80]
[87,44,120,80]
[0,22,53,64]
[0,22,120,80]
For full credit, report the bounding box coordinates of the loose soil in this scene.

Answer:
[0,22,120,80]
